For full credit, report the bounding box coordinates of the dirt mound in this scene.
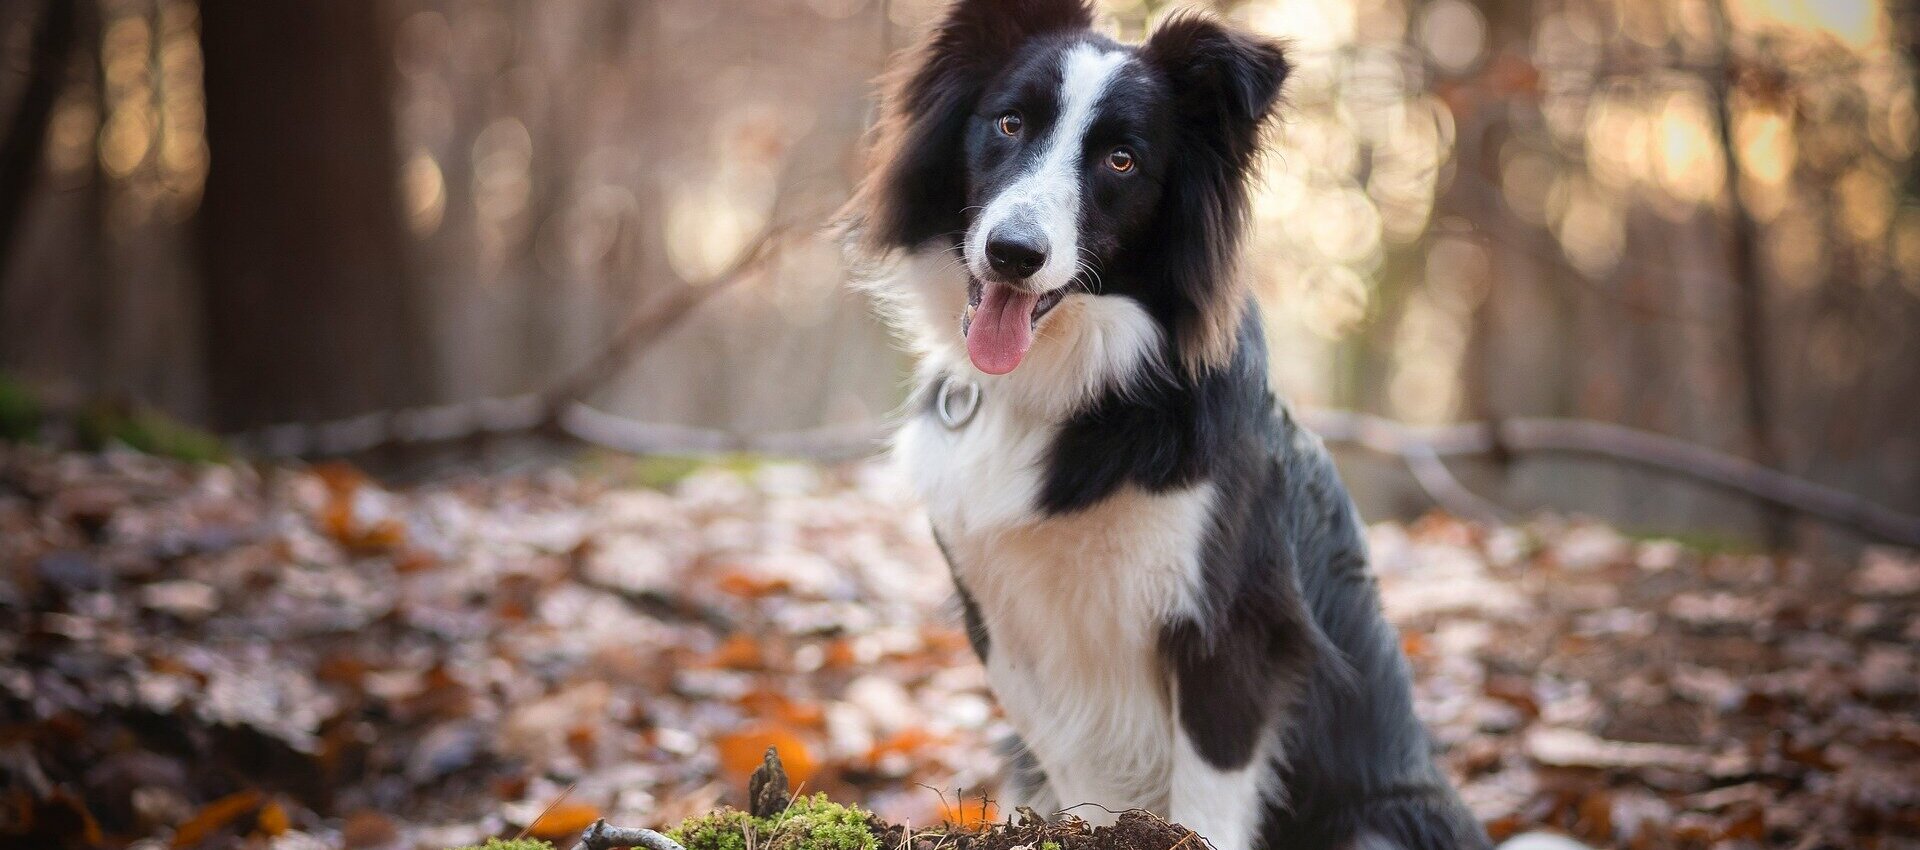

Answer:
[877,809,1194,850]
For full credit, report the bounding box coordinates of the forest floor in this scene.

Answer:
[2,444,1918,850]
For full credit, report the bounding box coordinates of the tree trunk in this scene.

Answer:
[0,0,78,293]
[196,1,428,429]
[1705,0,1788,546]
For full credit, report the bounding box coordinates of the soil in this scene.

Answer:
[877,810,1195,850]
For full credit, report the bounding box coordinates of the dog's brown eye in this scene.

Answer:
[997,112,1023,136]
[1107,148,1136,173]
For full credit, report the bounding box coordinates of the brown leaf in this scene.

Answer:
[341,810,400,847]
[706,634,767,671]
[1572,790,1612,844]
[171,789,263,848]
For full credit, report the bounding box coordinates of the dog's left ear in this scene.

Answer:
[1139,15,1290,374]
[1142,13,1290,160]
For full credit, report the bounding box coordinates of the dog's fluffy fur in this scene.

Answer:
[840,3,1489,849]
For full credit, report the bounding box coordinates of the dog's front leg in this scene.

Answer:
[1161,611,1314,850]
[1168,717,1270,850]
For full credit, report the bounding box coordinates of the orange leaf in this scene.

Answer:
[716,571,789,599]
[172,790,263,848]
[717,726,816,783]
[822,640,859,669]
[867,728,940,761]
[527,802,602,839]
[1400,630,1428,659]
[738,691,824,729]
[312,463,405,553]
[706,635,765,671]
[256,801,290,837]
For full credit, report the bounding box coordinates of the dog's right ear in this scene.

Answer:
[840,0,1093,257]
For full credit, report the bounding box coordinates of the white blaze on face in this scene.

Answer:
[967,43,1128,294]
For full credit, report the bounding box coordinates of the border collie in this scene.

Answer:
[839,2,1490,848]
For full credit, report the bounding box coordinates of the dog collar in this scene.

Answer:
[936,375,981,430]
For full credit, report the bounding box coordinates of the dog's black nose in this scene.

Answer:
[986,234,1047,280]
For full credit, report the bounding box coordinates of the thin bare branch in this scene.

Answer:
[570,819,686,850]
[540,225,791,415]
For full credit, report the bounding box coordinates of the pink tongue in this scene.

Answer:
[967,282,1039,375]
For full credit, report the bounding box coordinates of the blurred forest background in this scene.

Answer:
[2,0,1918,543]
[4,3,1920,849]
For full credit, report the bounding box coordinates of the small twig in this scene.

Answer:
[570,819,687,850]
[516,781,578,841]
[1056,801,1126,818]
[915,782,953,825]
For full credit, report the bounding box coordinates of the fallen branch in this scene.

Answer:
[229,226,791,459]
[1299,409,1920,548]
[539,226,789,417]
[570,820,685,850]
[227,393,1920,547]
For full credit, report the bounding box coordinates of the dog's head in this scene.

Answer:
[844,0,1289,379]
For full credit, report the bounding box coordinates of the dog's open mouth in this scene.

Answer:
[961,278,1068,375]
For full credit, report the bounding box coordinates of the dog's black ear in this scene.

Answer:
[1139,15,1290,373]
[930,0,1094,71]
[1142,13,1290,157]
[840,0,1093,256]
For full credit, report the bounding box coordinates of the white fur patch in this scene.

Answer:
[966,44,1128,295]
[940,483,1216,824]
[1170,726,1283,850]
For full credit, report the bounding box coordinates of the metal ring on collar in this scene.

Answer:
[936,377,981,430]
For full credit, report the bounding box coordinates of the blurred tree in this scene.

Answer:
[197,1,430,428]
[0,0,77,298]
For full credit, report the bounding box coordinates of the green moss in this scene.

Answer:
[0,375,42,442]
[605,452,770,490]
[628,454,707,490]
[668,795,876,850]
[762,795,877,850]
[1040,843,1061,850]
[76,404,226,463]
[667,808,755,850]
[448,840,555,850]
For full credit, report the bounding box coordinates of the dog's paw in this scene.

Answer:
[1497,833,1595,850]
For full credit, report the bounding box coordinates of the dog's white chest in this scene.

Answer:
[896,405,1215,812]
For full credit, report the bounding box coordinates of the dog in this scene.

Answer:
[839,2,1491,849]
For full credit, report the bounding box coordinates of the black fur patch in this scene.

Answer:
[932,529,992,662]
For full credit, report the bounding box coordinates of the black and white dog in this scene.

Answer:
[840,2,1490,848]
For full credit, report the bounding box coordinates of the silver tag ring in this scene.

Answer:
[936,377,981,430]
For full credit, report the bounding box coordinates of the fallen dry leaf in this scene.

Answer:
[718,727,818,784]
[526,801,602,839]
[171,789,263,848]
